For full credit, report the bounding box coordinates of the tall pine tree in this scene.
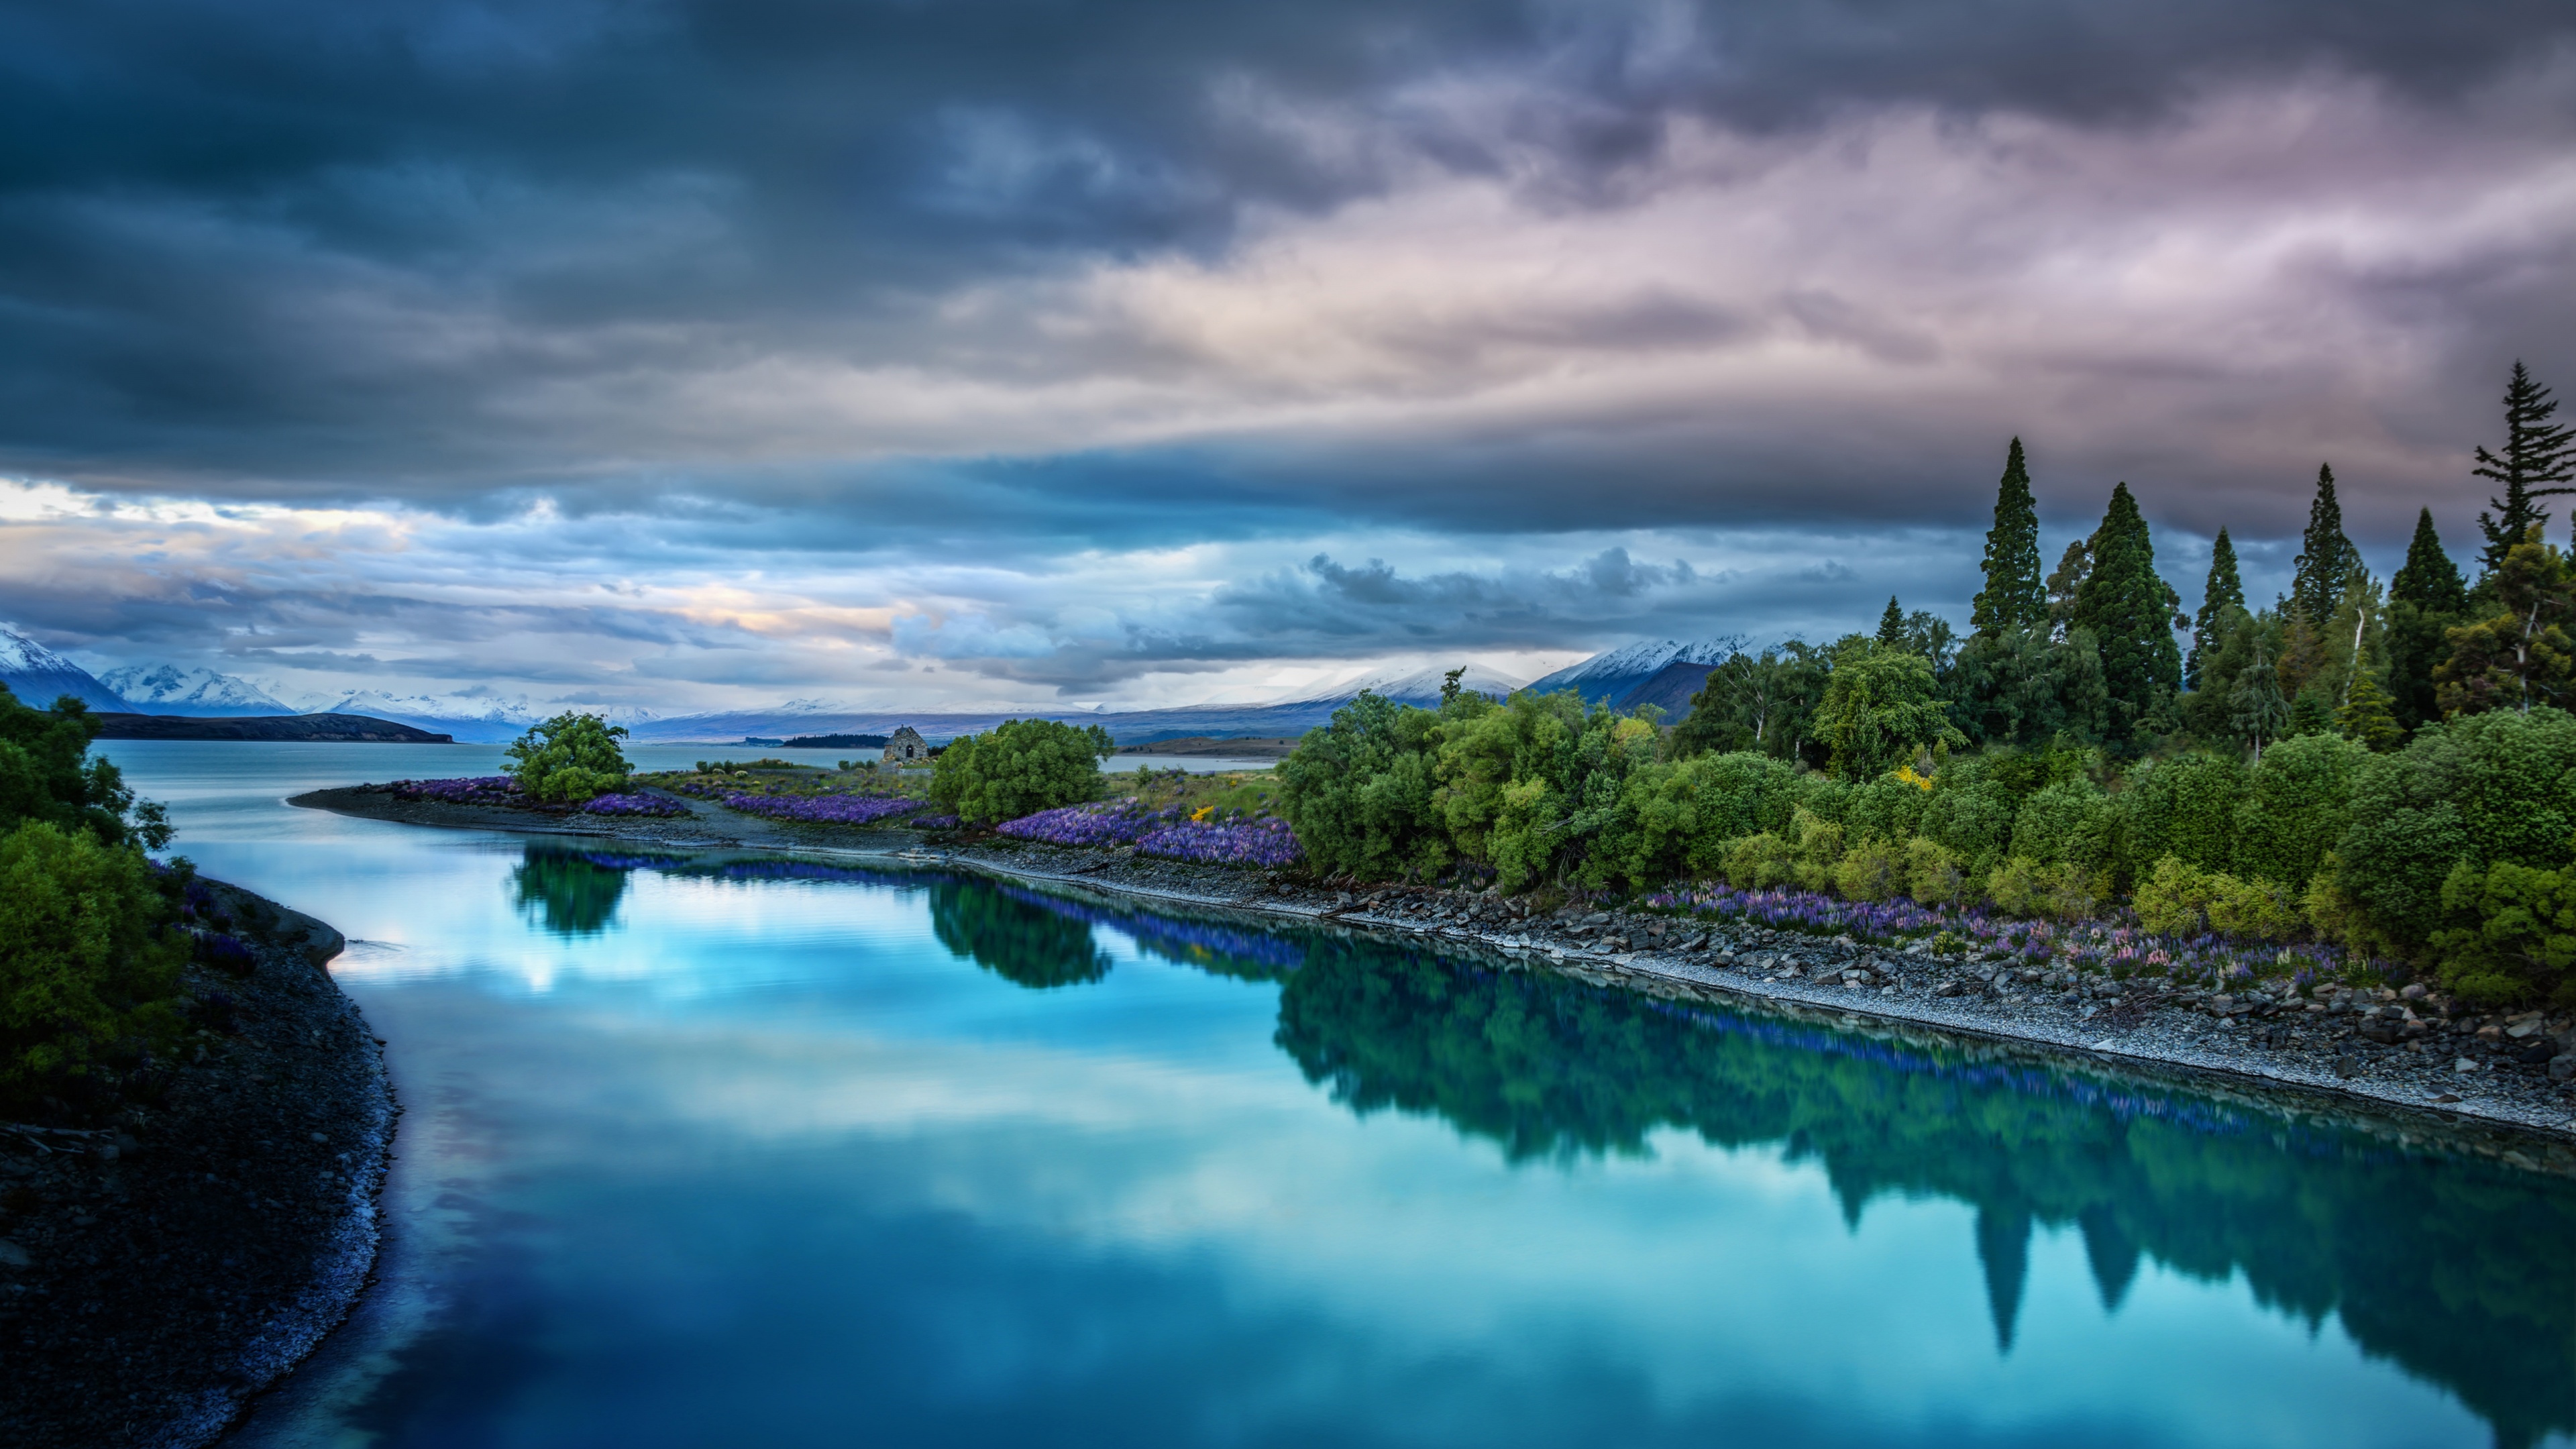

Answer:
[2385,508,2465,730]
[1877,596,1906,647]
[2071,482,2183,748]
[2186,528,2244,692]
[1970,438,2046,637]
[2290,464,2362,625]
[2474,361,2576,573]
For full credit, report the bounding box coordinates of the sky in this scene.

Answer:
[1,0,2572,714]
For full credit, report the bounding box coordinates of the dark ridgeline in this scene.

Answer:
[88,712,453,743]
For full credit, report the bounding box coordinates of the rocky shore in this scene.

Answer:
[0,882,392,1449]
[297,782,2576,1159]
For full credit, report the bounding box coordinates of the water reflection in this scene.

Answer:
[1273,941,2576,1449]
[510,848,631,936]
[499,848,2576,1449]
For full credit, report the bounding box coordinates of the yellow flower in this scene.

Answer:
[1893,764,1933,792]
[1191,806,1214,822]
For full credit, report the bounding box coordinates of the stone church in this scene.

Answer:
[882,725,929,764]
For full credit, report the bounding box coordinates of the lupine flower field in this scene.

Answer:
[997,801,1303,867]
[720,792,926,825]
[392,775,523,805]
[580,792,688,817]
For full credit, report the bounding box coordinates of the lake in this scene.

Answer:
[95,741,2576,1449]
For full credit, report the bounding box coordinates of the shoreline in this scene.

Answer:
[0,881,394,1449]
[293,784,2576,1165]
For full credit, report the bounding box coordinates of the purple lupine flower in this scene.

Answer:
[580,792,688,817]
[720,792,926,825]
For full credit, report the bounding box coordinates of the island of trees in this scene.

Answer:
[1275,363,2576,1010]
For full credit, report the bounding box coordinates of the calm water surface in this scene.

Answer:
[96,741,2576,1449]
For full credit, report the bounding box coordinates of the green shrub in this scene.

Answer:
[0,684,167,846]
[2130,855,2304,941]
[2119,751,2245,879]
[1721,831,1798,889]
[2430,860,2575,1006]
[932,718,1117,826]
[506,712,632,803]
[2334,707,2576,950]
[2132,856,2210,934]
[1788,809,1845,892]
[1986,855,2094,920]
[1833,838,1906,902]
[1277,693,1450,881]
[2233,733,2367,888]
[1813,643,1964,780]
[1843,772,1932,845]
[2009,779,2114,879]
[0,821,185,1097]
[1904,837,1966,906]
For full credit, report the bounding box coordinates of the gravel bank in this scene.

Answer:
[0,882,392,1449]
[296,785,2576,1165]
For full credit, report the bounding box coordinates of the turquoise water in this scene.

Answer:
[95,742,2576,1449]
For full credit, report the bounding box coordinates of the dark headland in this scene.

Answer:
[1,883,393,1449]
[91,712,453,743]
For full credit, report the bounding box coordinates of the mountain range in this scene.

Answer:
[1,622,1745,744]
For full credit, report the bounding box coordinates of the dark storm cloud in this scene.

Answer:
[0,0,2568,508]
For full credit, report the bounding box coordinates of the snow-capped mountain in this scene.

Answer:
[101,663,288,716]
[0,624,128,712]
[1525,637,1746,706]
[1293,663,1525,706]
[307,691,661,743]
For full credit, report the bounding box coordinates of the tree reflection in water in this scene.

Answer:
[1274,940,2576,1449]
[502,854,2576,1448]
[510,847,638,937]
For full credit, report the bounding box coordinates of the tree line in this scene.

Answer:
[1277,362,2576,1006]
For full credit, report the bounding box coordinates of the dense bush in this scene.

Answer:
[1274,692,1451,881]
[0,820,186,1096]
[932,718,1116,825]
[0,683,168,848]
[506,712,633,803]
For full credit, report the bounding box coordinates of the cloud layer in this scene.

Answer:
[0,1,2569,703]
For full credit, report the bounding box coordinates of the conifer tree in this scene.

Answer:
[2385,508,2465,731]
[2438,525,2573,716]
[2474,362,2576,573]
[2336,667,2401,751]
[2290,464,2363,625]
[1970,438,2046,637]
[1877,596,1906,648]
[2186,529,2244,692]
[2071,482,2183,747]
[2390,508,2467,614]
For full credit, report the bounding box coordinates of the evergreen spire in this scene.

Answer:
[2475,361,2576,572]
[1877,596,1906,647]
[2072,482,2182,747]
[2186,529,2245,692]
[1970,437,2045,637]
[2390,508,2465,614]
[2290,464,2361,624]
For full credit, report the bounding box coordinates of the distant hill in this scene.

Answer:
[1525,637,1743,707]
[0,625,127,712]
[101,663,288,716]
[1613,659,1720,720]
[91,712,455,743]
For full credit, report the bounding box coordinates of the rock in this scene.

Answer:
[0,1240,28,1269]
[2401,983,2428,1000]
[2456,1057,2480,1074]
[2332,1054,2360,1077]
[1933,981,1964,998]
[2551,1056,2576,1083]
[2505,1016,2541,1039]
